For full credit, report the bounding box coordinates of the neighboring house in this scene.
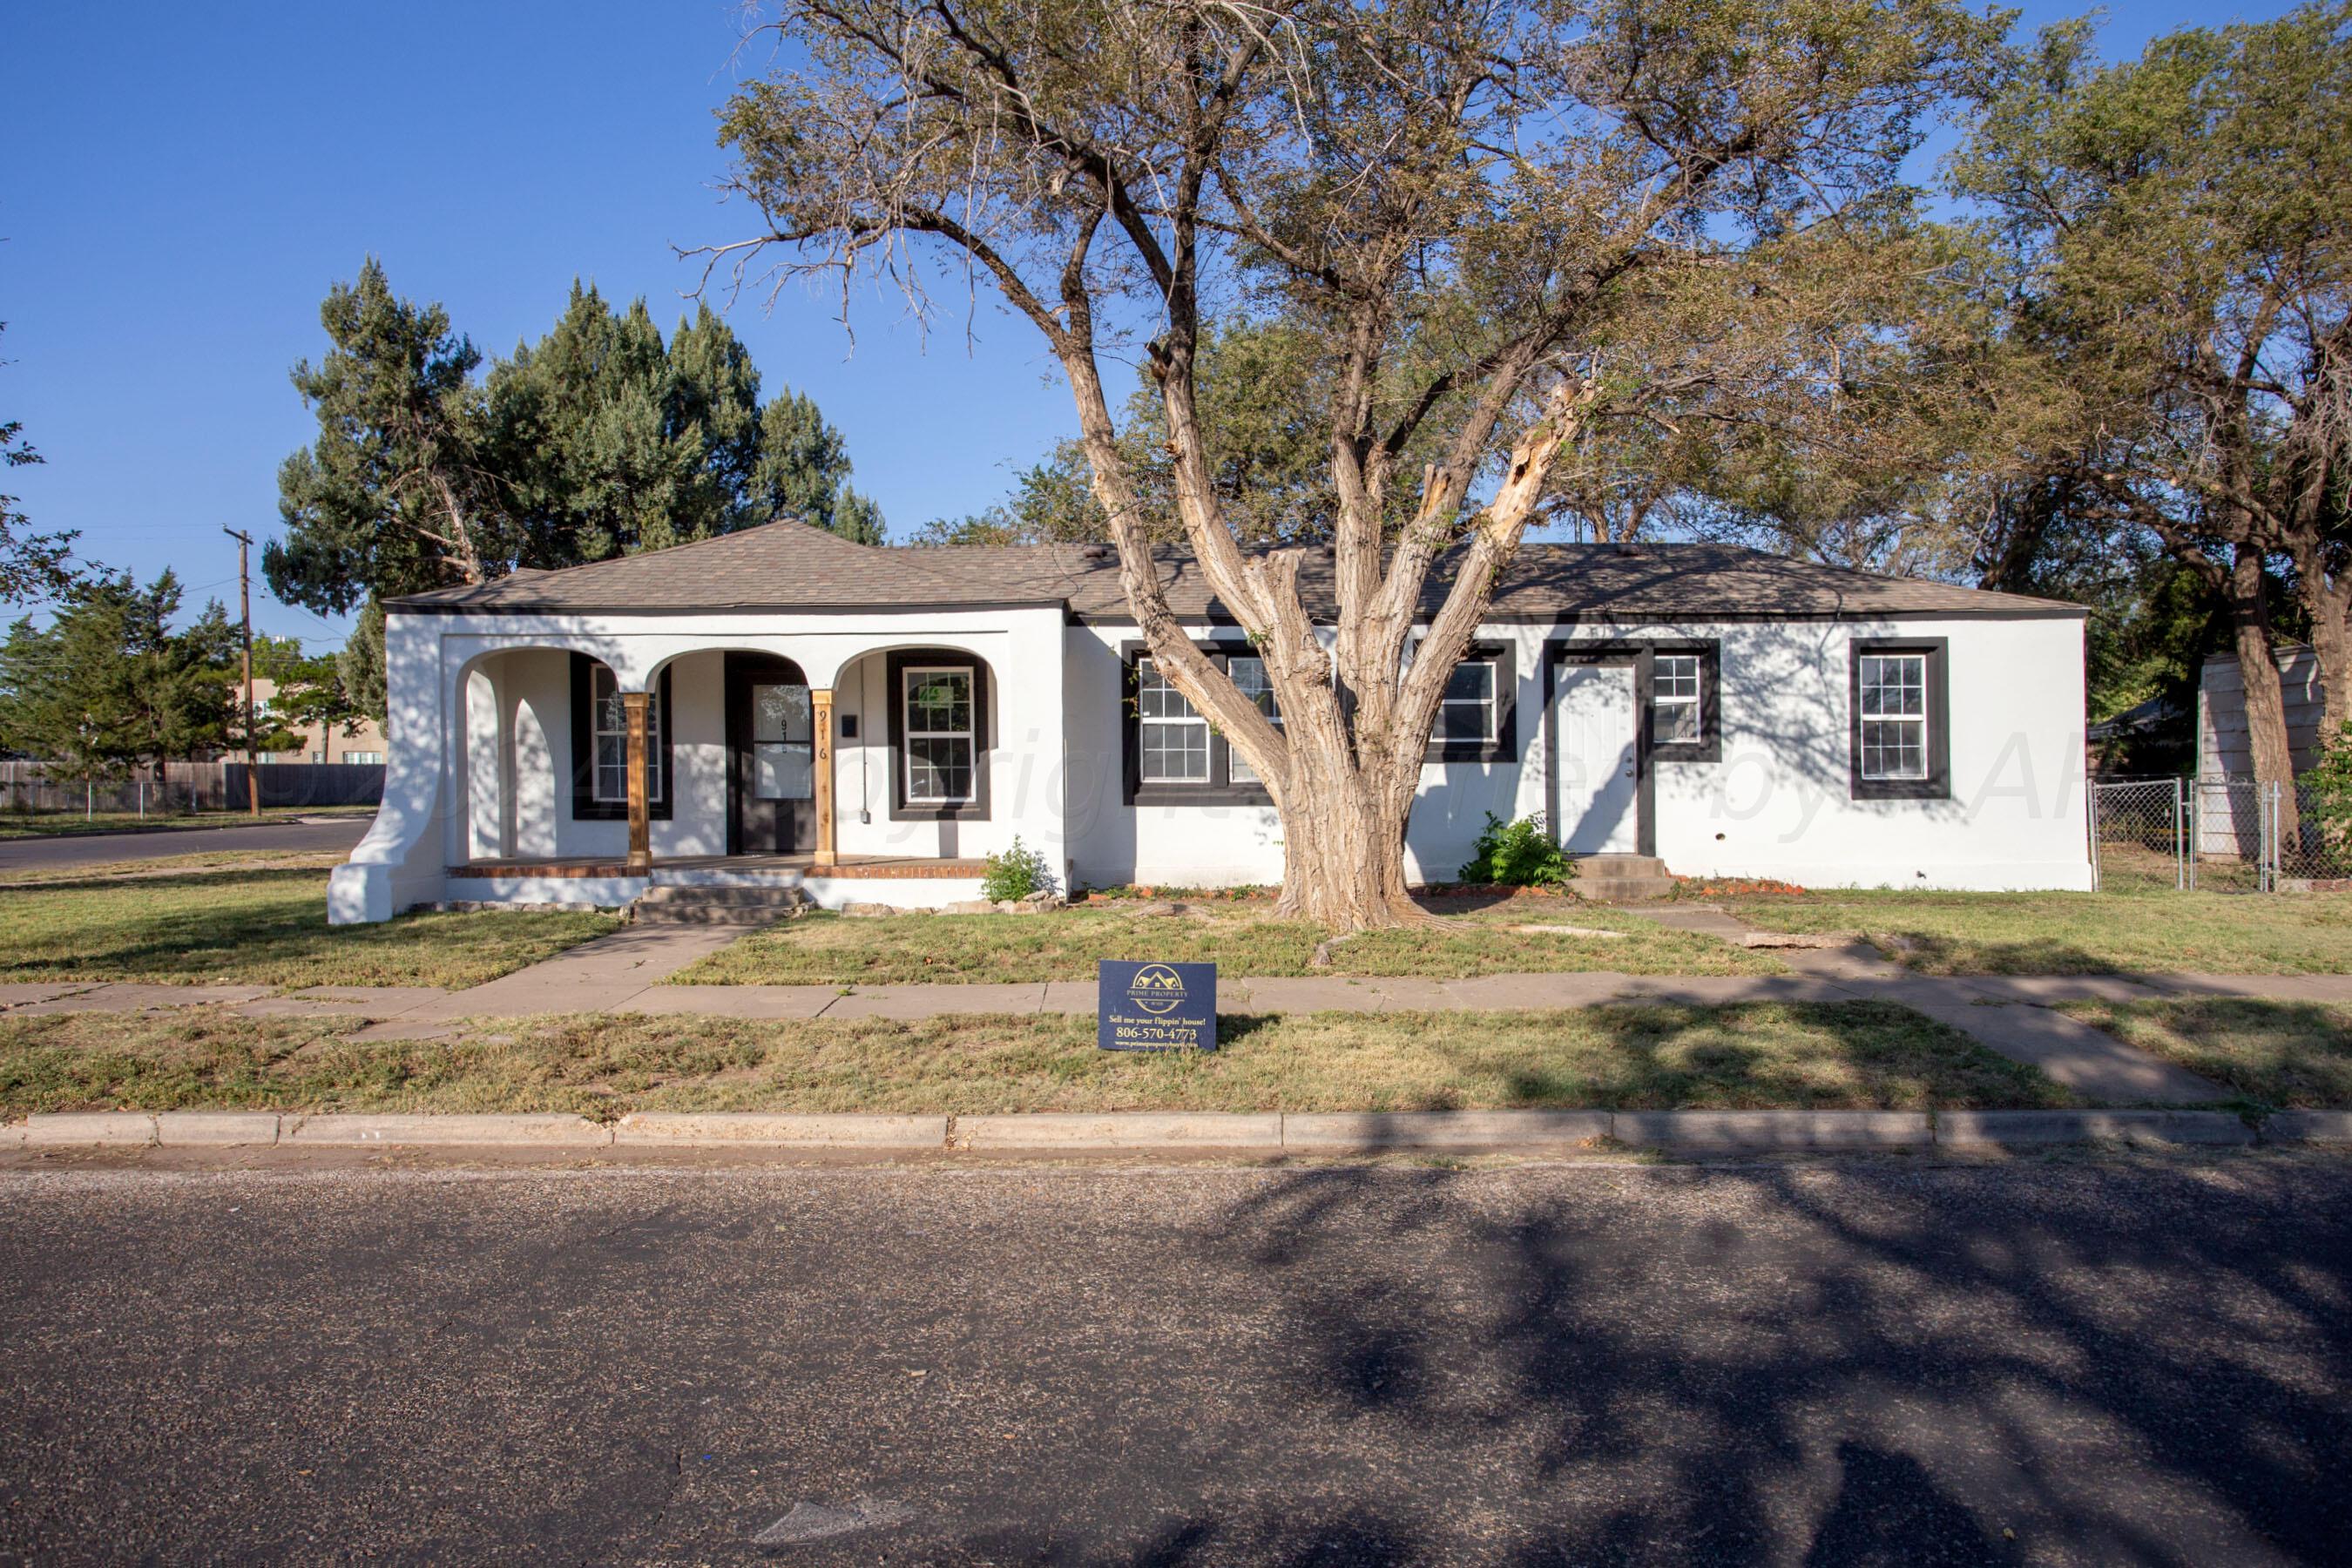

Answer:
[226,678,389,767]
[2197,643,2328,779]
[328,522,2092,923]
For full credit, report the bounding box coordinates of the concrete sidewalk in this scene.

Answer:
[16,920,2349,1104]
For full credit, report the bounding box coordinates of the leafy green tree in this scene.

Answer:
[1950,4,2352,809]
[269,260,509,613]
[253,634,371,743]
[0,571,236,780]
[709,0,2002,929]
[0,321,78,605]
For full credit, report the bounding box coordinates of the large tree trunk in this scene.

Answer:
[1275,740,1419,927]
[2225,542,2301,841]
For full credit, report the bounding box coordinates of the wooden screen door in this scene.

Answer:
[726,653,814,854]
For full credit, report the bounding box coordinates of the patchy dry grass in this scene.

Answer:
[671,902,1783,985]
[0,867,616,989]
[1726,888,2352,976]
[0,1000,2065,1117]
[2059,998,2352,1108]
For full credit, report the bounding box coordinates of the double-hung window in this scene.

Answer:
[1225,655,1281,785]
[1437,660,1497,745]
[571,656,672,821]
[591,662,665,806]
[902,666,977,804]
[1848,639,1949,800]
[1136,658,1212,784]
[1422,642,1514,762]
[1123,643,1282,802]
[1856,654,1927,781]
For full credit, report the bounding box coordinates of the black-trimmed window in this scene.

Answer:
[887,650,990,821]
[1645,640,1721,761]
[569,655,673,821]
[1849,638,1950,800]
[1423,642,1517,764]
[1122,641,1274,805]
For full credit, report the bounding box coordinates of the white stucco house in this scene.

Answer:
[327,521,2093,923]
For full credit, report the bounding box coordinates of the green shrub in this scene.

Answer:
[981,836,1059,902]
[1456,813,1573,887]
[2305,722,2352,849]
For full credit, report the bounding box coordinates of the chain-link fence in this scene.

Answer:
[2094,775,2352,892]
[2089,778,2187,891]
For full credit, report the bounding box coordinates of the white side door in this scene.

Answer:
[1553,664,1639,853]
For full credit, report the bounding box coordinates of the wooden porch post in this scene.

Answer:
[810,687,837,868]
[623,690,652,874]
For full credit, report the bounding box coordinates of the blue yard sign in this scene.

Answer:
[1097,959,1218,1051]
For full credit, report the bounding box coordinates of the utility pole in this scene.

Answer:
[223,527,259,817]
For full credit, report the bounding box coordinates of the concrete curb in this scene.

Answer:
[614,1112,943,1148]
[1936,1110,2254,1148]
[2263,1110,2352,1145]
[0,1106,2317,1154]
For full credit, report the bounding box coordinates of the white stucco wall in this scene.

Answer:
[332,605,1071,922]
[1059,615,2091,893]
[333,598,2088,924]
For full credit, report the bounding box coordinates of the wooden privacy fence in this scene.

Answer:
[0,761,384,816]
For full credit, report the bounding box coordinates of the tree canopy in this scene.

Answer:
[709,0,2004,926]
[267,261,888,617]
[0,571,236,779]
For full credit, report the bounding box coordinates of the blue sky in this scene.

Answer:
[1,1,2297,644]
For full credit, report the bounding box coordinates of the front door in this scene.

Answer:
[1553,663,1639,854]
[727,654,815,855]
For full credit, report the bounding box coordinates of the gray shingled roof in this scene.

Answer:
[387,518,2083,621]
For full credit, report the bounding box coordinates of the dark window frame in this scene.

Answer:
[1423,640,1520,765]
[887,649,992,822]
[568,654,674,822]
[1643,639,1722,763]
[1120,640,1275,807]
[1848,637,1950,801]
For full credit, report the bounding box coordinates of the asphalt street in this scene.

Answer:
[0,1155,2346,1565]
[0,814,369,875]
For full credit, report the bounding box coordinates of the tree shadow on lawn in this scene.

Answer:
[1213,1003,2067,1112]
[1044,1160,2349,1565]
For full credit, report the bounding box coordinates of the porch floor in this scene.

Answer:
[450,853,989,881]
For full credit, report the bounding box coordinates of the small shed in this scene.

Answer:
[2198,642,2328,779]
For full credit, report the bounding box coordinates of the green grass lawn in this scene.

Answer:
[1724,888,2352,975]
[0,1000,2066,1118]
[2059,998,2352,1108]
[670,903,1786,985]
[0,806,375,840]
[0,866,617,989]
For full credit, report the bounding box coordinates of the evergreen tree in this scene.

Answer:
[0,571,235,779]
[268,260,508,614]
[493,286,887,554]
[749,386,885,542]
